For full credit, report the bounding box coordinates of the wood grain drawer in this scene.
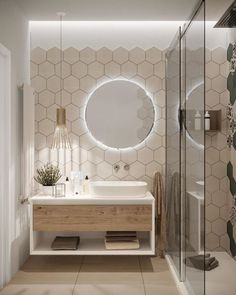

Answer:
[33,205,152,232]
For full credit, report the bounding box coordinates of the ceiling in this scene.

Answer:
[13,0,233,21]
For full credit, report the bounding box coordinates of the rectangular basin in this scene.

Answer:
[89,181,148,198]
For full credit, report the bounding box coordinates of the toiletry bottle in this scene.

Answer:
[83,176,89,195]
[205,111,210,131]
[194,111,201,130]
[65,176,71,196]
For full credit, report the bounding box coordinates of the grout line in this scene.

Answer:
[72,256,84,295]
[138,256,147,295]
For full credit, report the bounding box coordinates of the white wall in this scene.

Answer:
[0,0,30,281]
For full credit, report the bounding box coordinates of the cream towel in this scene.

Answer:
[153,172,166,258]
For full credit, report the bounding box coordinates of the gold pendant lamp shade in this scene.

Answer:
[51,12,72,150]
[51,108,71,149]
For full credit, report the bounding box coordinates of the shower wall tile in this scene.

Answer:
[205,47,229,253]
[31,46,166,192]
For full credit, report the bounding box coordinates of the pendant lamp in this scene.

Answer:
[51,12,72,150]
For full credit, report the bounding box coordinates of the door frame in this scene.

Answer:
[0,43,11,288]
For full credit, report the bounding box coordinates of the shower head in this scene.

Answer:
[215,1,236,28]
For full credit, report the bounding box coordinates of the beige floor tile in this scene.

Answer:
[81,256,140,272]
[74,272,145,295]
[0,284,74,295]
[139,256,169,273]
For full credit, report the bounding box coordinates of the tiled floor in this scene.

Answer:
[0,255,179,295]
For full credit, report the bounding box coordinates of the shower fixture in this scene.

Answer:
[51,12,72,150]
[215,1,236,28]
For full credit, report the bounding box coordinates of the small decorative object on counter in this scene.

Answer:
[65,176,72,195]
[55,183,66,198]
[194,111,201,130]
[34,163,62,196]
[71,171,83,195]
[83,175,90,194]
[204,111,210,130]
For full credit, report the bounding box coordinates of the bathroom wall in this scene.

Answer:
[205,46,230,252]
[0,0,30,281]
[31,46,165,191]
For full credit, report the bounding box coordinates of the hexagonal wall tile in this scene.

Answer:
[146,76,162,93]
[71,118,86,136]
[206,90,220,107]
[35,104,46,121]
[47,76,61,93]
[81,161,96,178]
[137,148,153,164]
[55,90,71,106]
[212,218,226,236]
[80,47,96,64]
[72,61,87,79]
[206,175,220,193]
[47,47,61,64]
[129,47,145,64]
[212,190,227,207]
[88,147,105,164]
[105,149,120,164]
[31,47,46,64]
[146,133,162,150]
[80,76,97,93]
[206,147,219,164]
[212,76,227,94]
[212,47,226,64]
[31,76,46,93]
[64,47,79,64]
[113,47,129,64]
[121,61,137,78]
[105,62,121,78]
[55,62,71,78]
[97,47,112,64]
[64,76,80,93]
[154,147,165,165]
[97,161,113,178]
[38,118,54,136]
[206,204,220,222]
[72,90,87,107]
[39,90,54,107]
[206,61,220,78]
[212,161,226,180]
[66,104,79,122]
[154,61,165,79]
[146,161,162,178]
[39,61,55,79]
[129,161,145,178]
[137,61,153,79]
[79,133,96,150]
[88,62,104,79]
[146,47,162,64]
[120,149,137,164]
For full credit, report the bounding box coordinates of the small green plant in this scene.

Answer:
[34,163,62,186]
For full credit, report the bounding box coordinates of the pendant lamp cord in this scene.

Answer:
[60,14,62,108]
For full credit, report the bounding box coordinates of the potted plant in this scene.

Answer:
[34,163,62,196]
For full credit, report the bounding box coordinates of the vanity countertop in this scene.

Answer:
[30,192,154,205]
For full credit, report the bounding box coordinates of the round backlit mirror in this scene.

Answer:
[85,80,155,149]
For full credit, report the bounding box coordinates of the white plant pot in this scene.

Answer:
[41,185,55,196]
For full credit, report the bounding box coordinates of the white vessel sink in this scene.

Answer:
[89,181,148,198]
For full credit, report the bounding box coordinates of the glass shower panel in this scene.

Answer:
[166,30,181,278]
[182,2,205,294]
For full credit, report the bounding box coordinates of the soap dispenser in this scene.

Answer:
[205,111,210,131]
[83,176,89,195]
[194,111,201,130]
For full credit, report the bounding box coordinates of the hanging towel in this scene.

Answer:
[166,172,180,252]
[153,171,166,258]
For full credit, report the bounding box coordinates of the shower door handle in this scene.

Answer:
[178,108,184,131]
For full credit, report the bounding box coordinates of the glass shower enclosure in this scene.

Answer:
[166,1,205,294]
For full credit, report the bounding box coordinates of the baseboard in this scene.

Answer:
[165,254,189,295]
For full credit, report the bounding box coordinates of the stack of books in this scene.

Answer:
[104,231,140,250]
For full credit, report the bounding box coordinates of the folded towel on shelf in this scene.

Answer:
[153,171,166,258]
